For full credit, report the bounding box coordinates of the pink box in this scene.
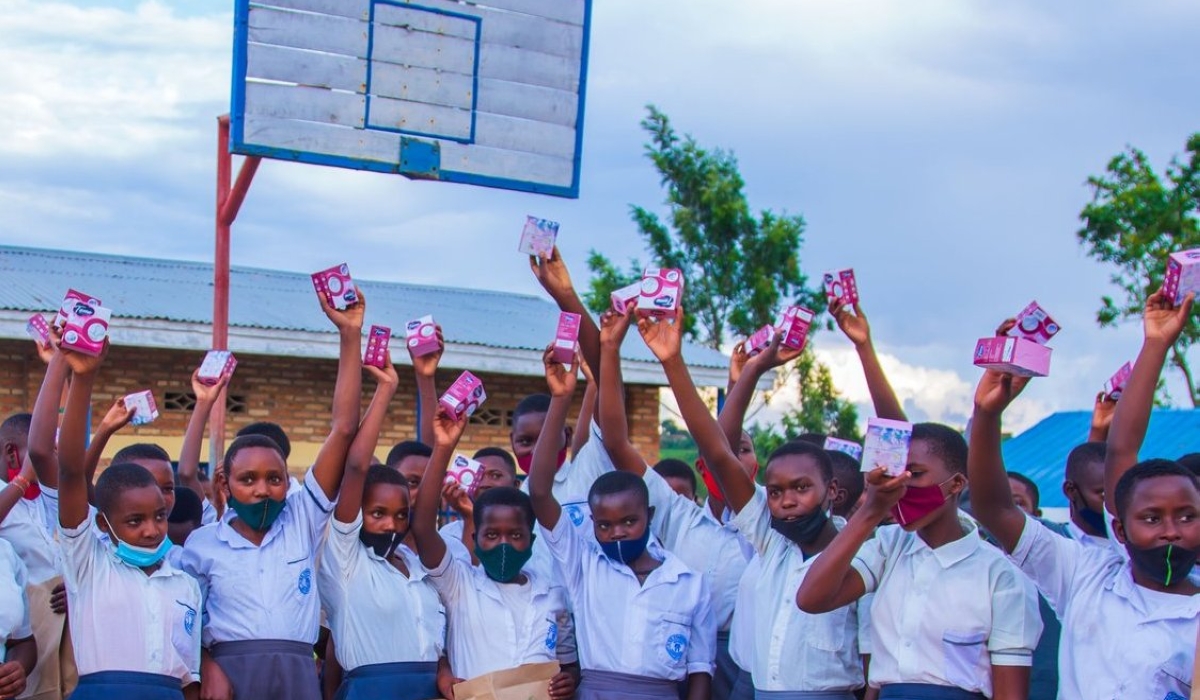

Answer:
[1163,248,1200,305]
[745,324,775,357]
[440,371,487,419]
[446,454,483,494]
[197,350,238,384]
[311,263,359,311]
[776,306,815,351]
[973,336,1052,377]
[518,216,559,257]
[1007,301,1060,345]
[637,268,685,319]
[55,289,102,328]
[823,269,859,305]
[123,390,159,426]
[405,315,440,358]
[861,418,912,476]
[364,325,391,369]
[26,314,50,345]
[1103,361,1133,401]
[824,436,863,461]
[552,312,581,365]
[610,281,641,314]
[60,304,111,357]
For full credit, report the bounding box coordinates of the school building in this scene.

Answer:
[0,245,735,474]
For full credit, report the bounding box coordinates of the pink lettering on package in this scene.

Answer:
[1007,301,1061,345]
[552,312,581,365]
[637,268,684,319]
[1103,361,1133,401]
[364,325,392,369]
[311,263,359,311]
[440,371,487,419]
[1163,249,1200,305]
[59,304,111,357]
[823,269,859,305]
[973,336,1052,377]
[56,289,102,329]
[776,306,815,351]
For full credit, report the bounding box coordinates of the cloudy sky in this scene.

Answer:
[3,0,1198,433]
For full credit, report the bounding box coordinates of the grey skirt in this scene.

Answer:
[754,691,856,700]
[577,669,681,700]
[210,639,320,700]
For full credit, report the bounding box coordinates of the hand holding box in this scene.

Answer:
[56,289,101,329]
[518,216,559,258]
[973,336,1052,377]
[1163,248,1200,305]
[1007,301,1061,345]
[26,314,51,345]
[364,325,392,369]
[60,304,111,357]
[1103,361,1133,401]
[311,263,359,311]
[610,281,641,314]
[197,350,238,385]
[440,371,487,419]
[123,390,159,426]
[636,268,684,319]
[823,269,859,306]
[776,306,816,351]
[745,324,775,357]
[405,316,440,358]
[861,418,912,476]
[446,454,484,495]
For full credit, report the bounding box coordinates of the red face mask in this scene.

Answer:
[516,448,569,475]
[5,463,41,501]
[696,458,760,504]
[890,477,956,526]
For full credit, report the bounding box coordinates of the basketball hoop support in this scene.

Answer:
[211,114,261,472]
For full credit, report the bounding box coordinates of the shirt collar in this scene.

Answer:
[214,513,284,549]
[1108,564,1200,621]
[912,514,982,569]
[1066,520,1108,548]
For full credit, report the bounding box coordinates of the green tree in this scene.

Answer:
[1077,134,1200,406]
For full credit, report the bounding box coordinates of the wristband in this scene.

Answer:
[9,475,30,493]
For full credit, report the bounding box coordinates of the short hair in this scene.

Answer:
[911,423,968,475]
[236,422,291,460]
[652,458,697,493]
[1176,453,1200,476]
[1065,442,1107,483]
[169,486,204,526]
[1114,459,1200,520]
[472,486,535,531]
[222,434,286,477]
[827,450,864,508]
[588,470,650,510]
[0,413,31,446]
[112,443,172,465]
[473,447,517,473]
[767,441,833,484]
[364,464,408,495]
[386,441,432,467]
[95,462,159,515]
[792,433,827,446]
[512,394,552,424]
[1007,471,1041,510]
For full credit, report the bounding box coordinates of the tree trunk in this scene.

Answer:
[1170,343,1198,408]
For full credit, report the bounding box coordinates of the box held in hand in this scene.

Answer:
[973,336,1052,377]
[518,216,559,258]
[776,306,815,351]
[26,314,50,345]
[1007,301,1060,345]
[123,390,159,426]
[60,304,111,357]
[551,312,581,365]
[446,454,483,495]
[823,269,859,306]
[198,350,237,385]
[311,263,359,311]
[405,316,440,358]
[1163,248,1200,305]
[861,418,913,477]
[1103,361,1133,401]
[440,371,487,419]
[364,325,391,369]
[637,268,684,319]
[610,281,641,314]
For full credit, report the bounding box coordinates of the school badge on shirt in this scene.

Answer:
[665,634,687,662]
[565,503,586,527]
[545,621,558,651]
[298,568,313,595]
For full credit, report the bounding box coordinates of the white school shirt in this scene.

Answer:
[521,421,615,532]
[0,538,32,652]
[200,498,218,526]
[59,520,201,684]
[644,469,751,632]
[543,512,716,680]
[730,487,863,692]
[180,468,334,647]
[423,548,568,681]
[1011,512,1197,700]
[319,514,444,670]
[0,482,63,584]
[850,517,1042,696]
[726,554,761,671]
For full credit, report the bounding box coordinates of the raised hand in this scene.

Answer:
[364,353,401,389]
[410,325,445,379]
[860,467,912,520]
[320,286,367,333]
[543,346,579,398]
[831,299,872,347]
[441,481,473,518]
[96,397,135,435]
[1143,289,1194,346]
[728,340,749,386]
[973,369,1031,416]
[1090,391,1116,438]
[431,406,467,450]
[191,368,230,406]
[598,308,634,348]
[637,308,684,363]
[61,343,107,377]
[745,328,803,373]
[528,246,576,300]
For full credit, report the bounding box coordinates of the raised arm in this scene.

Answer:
[178,369,229,502]
[334,357,399,524]
[410,324,444,446]
[831,300,906,421]
[570,357,597,459]
[1105,290,1193,515]
[412,407,467,570]
[638,308,754,512]
[0,458,37,523]
[718,332,803,462]
[596,310,646,475]
[527,347,576,530]
[968,370,1033,553]
[1087,392,1116,443]
[27,353,70,489]
[309,289,366,500]
[529,246,601,385]
[84,398,135,487]
[58,347,107,529]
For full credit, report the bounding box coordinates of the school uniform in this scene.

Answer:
[850,516,1042,700]
[180,467,334,700]
[521,421,615,533]
[423,548,569,681]
[0,482,75,700]
[543,510,716,699]
[58,518,200,700]
[645,470,752,700]
[727,555,762,700]
[319,513,445,700]
[1010,512,1197,700]
[728,487,863,699]
[0,538,32,650]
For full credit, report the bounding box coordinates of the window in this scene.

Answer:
[163,392,248,415]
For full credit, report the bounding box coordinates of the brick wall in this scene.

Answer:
[0,339,662,474]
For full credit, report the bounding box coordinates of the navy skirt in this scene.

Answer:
[879,684,986,700]
[335,661,439,700]
[210,639,320,700]
[68,671,182,700]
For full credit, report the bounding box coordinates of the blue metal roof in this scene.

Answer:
[0,245,729,370]
[1002,409,1200,508]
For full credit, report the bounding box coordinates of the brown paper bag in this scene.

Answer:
[453,662,560,700]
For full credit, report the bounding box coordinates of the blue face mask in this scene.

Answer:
[102,514,171,568]
[598,524,651,565]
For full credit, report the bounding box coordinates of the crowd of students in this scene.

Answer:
[0,247,1196,700]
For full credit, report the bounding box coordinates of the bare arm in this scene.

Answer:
[684,673,712,700]
[84,398,135,488]
[1087,392,1116,443]
[27,354,70,489]
[832,300,906,421]
[529,247,602,385]
[309,290,366,500]
[0,636,36,699]
[0,458,35,522]
[334,360,399,524]
[528,347,577,531]
[179,370,229,501]
[968,370,1033,553]
[411,325,444,446]
[596,310,647,475]
[1105,290,1193,516]
[718,332,803,460]
[412,408,467,570]
[58,348,107,529]
[990,665,1031,700]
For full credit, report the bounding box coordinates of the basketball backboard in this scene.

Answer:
[230,0,593,198]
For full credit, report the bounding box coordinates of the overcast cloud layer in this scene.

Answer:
[2,0,1198,432]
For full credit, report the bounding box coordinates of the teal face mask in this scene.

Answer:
[102,514,172,568]
[228,495,287,531]
[474,536,535,583]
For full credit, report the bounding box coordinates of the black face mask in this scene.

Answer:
[1074,498,1109,538]
[770,508,829,547]
[359,529,402,558]
[1126,542,1198,587]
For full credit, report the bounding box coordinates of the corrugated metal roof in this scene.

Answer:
[1001,409,1200,508]
[0,245,730,369]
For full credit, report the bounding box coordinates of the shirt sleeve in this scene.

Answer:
[423,548,467,602]
[559,420,615,499]
[685,574,717,677]
[5,547,32,640]
[324,513,363,580]
[856,592,874,655]
[849,526,892,595]
[294,467,336,548]
[644,469,697,551]
[729,487,775,555]
[541,507,589,587]
[57,520,100,589]
[1009,513,1104,617]
[200,498,218,526]
[986,558,1043,666]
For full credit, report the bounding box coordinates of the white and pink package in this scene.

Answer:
[26,314,50,345]
[860,418,912,476]
[1007,301,1061,345]
[824,436,864,462]
[973,336,1052,377]
[197,350,238,385]
[552,312,581,365]
[364,325,392,369]
[776,306,815,351]
[440,371,487,419]
[610,281,641,314]
[405,316,440,358]
[60,304,111,357]
[1163,248,1200,305]
[55,289,102,329]
[518,216,559,258]
[745,324,775,357]
[311,263,359,311]
[823,269,859,306]
[446,454,484,495]
[1103,361,1133,401]
[123,390,159,426]
[637,268,685,319]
